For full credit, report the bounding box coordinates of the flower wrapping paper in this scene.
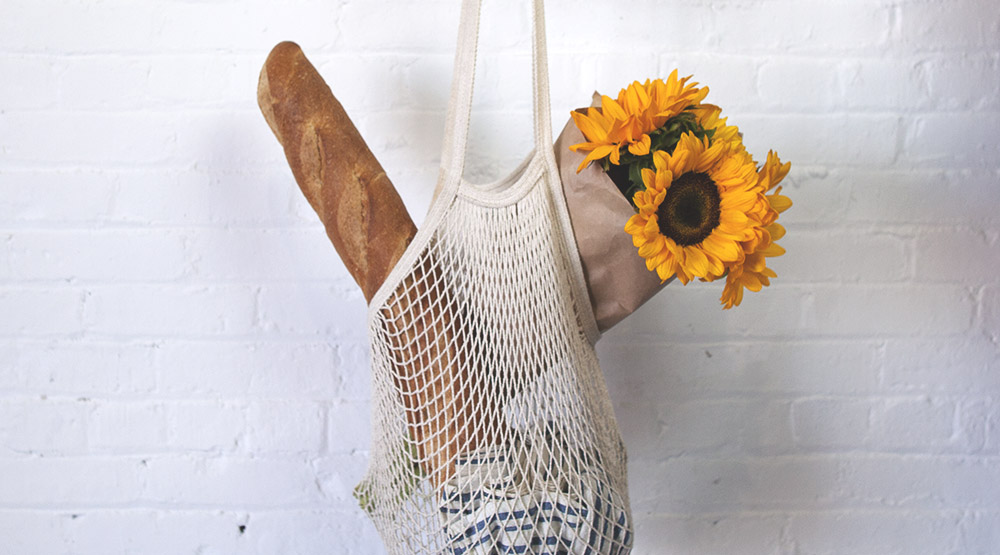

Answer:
[555,94,670,332]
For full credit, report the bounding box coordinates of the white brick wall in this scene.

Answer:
[1,0,997,553]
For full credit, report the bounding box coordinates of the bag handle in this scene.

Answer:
[436,0,555,199]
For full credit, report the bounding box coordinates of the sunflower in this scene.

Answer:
[624,133,762,285]
[719,152,792,308]
[569,70,708,172]
[691,103,740,145]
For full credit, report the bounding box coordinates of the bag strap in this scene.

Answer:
[436,0,555,200]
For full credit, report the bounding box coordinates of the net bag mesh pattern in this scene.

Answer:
[356,1,633,552]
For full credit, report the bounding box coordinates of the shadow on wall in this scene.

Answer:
[598,284,845,550]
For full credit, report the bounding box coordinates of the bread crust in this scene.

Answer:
[258,42,494,486]
[258,41,416,302]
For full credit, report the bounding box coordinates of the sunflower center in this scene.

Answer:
[657,172,721,246]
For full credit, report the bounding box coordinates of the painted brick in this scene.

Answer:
[314,54,416,112]
[792,398,872,450]
[140,455,324,507]
[958,511,1000,555]
[983,284,1000,341]
[0,457,145,506]
[61,510,244,555]
[842,455,1000,509]
[82,285,258,337]
[248,508,384,555]
[806,284,974,336]
[777,230,910,284]
[88,400,169,453]
[152,341,339,399]
[109,168,300,226]
[327,400,372,454]
[871,396,958,452]
[0,112,176,166]
[244,400,325,453]
[0,510,70,554]
[653,399,794,457]
[370,53,451,112]
[840,56,933,111]
[758,57,843,112]
[0,287,84,336]
[737,114,900,168]
[8,340,157,396]
[57,57,151,111]
[550,2,714,54]
[903,112,1000,169]
[334,341,375,400]
[547,52,594,113]
[0,398,90,456]
[843,169,1000,225]
[0,2,156,54]
[168,401,246,453]
[185,228,349,282]
[987,401,1000,455]
[612,284,813,340]
[337,2,459,53]
[959,399,993,453]
[788,510,962,554]
[600,341,882,400]
[638,456,845,513]
[5,230,189,283]
[882,337,1000,394]
[256,283,368,339]
[611,399,663,463]
[0,170,116,224]
[898,0,998,52]
[915,229,998,284]
[925,52,1000,111]
[311,452,371,503]
[0,55,59,109]
[714,2,893,53]
[146,55,262,109]
[630,514,785,555]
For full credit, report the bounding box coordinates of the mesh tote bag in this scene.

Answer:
[355,0,633,552]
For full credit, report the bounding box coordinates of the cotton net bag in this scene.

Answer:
[353,0,635,553]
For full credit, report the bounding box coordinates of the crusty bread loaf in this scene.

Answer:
[258,42,494,487]
[381,260,498,487]
[258,41,415,302]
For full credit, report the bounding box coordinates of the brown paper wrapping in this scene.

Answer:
[554,99,671,333]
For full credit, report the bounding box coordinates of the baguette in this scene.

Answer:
[257,42,493,486]
[258,41,415,302]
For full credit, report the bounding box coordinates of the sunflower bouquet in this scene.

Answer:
[569,70,792,309]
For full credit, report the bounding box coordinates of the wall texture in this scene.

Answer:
[1,0,998,553]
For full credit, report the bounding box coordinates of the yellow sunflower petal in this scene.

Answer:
[570,110,609,144]
[702,233,742,263]
[768,191,793,213]
[640,167,656,191]
[655,259,677,282]
[625,214,646,236]
[609,146,622,165]
[720,279,744,309]
[628,134,652,156]
[767,223,786,241]
[576,144,617,173]
[757,242,786,257]
[601,95,627,120]
[681,246,712,277]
